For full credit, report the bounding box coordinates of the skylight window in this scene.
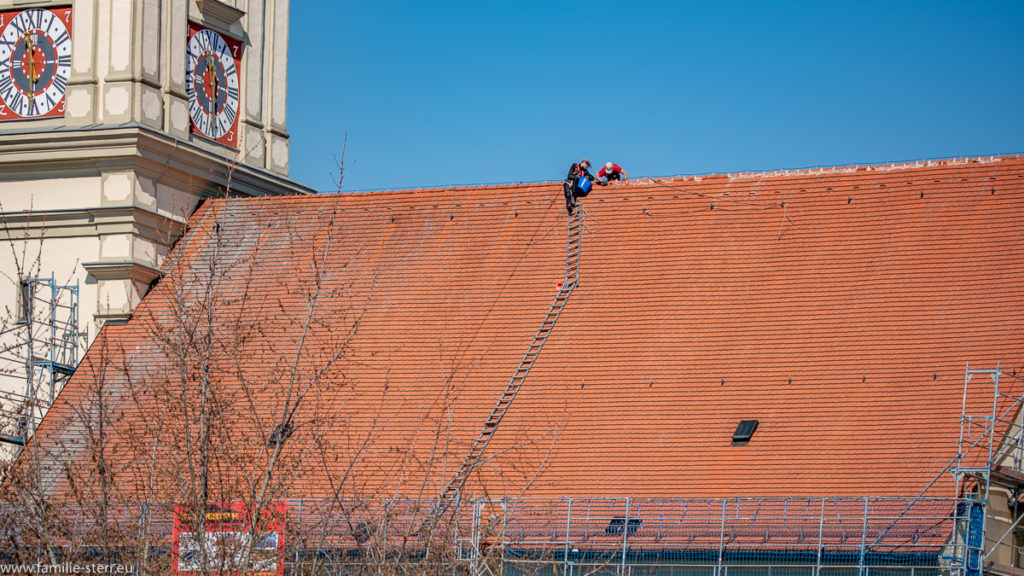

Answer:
[732,419,759,446]
[605,517,641,536]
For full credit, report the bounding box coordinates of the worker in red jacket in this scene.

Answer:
[598,162,627,182]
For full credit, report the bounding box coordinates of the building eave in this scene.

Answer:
[0,123,316,197]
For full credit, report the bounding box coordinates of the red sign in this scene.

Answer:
[172,501,286,576]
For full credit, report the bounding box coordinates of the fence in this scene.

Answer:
[498,497,974,576]
[0,496,979,575]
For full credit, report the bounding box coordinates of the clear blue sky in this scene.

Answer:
[287,1,1024,193]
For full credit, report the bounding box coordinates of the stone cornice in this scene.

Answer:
[190,0,246,41]
[0,123,315,197]
[0,206,186,243]
[82,260,163,284]
[195,0,245,25]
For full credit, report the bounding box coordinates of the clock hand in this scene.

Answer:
[206,54,218,128]
[23,31,38,108]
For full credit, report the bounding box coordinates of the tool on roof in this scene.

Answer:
[431,203,584,520]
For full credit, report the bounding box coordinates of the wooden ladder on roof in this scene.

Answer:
[432,204,583,517]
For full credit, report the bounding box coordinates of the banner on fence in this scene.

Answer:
[171,501,286,576]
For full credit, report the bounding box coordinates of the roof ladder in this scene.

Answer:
[432,204,584,518]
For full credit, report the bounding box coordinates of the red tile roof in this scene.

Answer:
[27,155,1024,503]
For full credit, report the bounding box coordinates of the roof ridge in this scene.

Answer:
[224,153,1024,203]
[723,154,1018,181]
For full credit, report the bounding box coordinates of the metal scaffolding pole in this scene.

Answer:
[3,274,82,445]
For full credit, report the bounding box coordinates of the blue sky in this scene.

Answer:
[287,1,1024,193]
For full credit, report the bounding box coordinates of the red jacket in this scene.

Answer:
[599,163,626,180]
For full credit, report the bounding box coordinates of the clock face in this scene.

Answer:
[185,25,241,147]
[0,7,73,121]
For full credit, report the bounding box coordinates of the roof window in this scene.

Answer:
[732,419,759,446]
[605,517,641,536]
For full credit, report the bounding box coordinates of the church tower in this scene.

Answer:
[0,0,312,445]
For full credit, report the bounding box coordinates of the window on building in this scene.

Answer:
[732,419,759,446]
[15,278,31,325]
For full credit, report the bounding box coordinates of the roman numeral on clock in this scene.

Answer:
[26,10,41,31]
[9,90,25,115]
[9,17,26,36]
[53,30,70,48]
[0,74,13,97]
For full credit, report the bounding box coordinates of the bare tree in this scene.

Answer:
[0,185,569,575]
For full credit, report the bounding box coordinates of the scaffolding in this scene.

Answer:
[948,364,1024,574]
[0,274,83,446]
[9,496,978,575]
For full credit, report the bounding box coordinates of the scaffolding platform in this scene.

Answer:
[0,274,83,445]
